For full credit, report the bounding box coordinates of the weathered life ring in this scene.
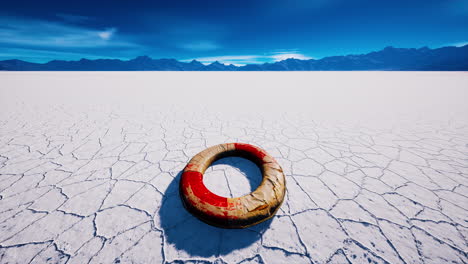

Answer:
[180,143,286,229]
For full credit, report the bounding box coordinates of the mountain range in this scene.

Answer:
[1,45,467,71]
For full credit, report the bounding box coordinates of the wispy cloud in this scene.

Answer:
[98,28,117,40]
[270,52,313,61]
[0,16,144,62]
[0,16,136,49]
[187,51,314,65]
[449,41,468,47]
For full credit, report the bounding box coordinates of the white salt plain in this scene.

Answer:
[0,72,467,263]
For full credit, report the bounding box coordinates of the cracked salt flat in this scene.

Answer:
[0,72,467,263]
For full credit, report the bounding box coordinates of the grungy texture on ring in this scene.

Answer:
[179,143,286,229]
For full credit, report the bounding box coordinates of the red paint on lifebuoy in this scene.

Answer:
[181,170,228,208]
[234,143,267,160]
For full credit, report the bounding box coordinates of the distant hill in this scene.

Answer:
[1,45,467,71]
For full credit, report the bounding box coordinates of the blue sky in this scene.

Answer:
[1,0,467,64]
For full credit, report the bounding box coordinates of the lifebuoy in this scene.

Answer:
[180,143,286,229]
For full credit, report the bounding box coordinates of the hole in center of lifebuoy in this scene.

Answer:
[203,157,262,198]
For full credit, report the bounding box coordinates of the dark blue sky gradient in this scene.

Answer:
[1,0,467,64]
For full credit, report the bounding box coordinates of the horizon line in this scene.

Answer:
[1,44,467,66]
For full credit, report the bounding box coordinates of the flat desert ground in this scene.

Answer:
[0,72,467,264]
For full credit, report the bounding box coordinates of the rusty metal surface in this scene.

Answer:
[180,143,286,229]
